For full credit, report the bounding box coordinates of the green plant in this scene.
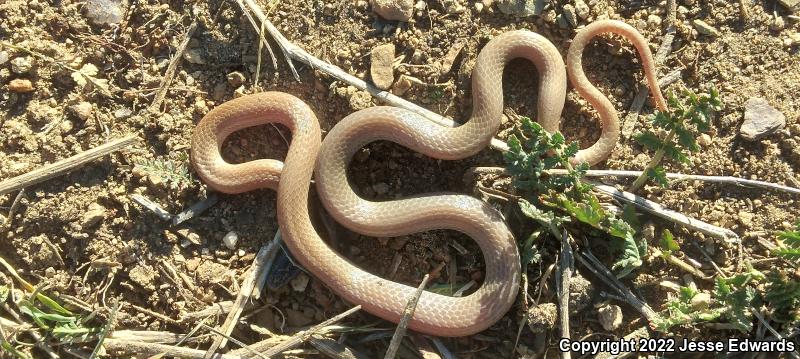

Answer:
[654,267,763,333]
[504,118,644,278]
[133,152,194,188]
[629,87,722,192]
[764,223,800,323]
[773,223,800,263]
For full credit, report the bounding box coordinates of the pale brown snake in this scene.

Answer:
[190,20,667,336]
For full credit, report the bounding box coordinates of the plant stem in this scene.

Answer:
[628,129,676,192]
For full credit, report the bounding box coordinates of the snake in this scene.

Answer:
[190,20,666,337]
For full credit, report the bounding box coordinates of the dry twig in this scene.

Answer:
[203,239,281,357]
[385,274,431,359]
[557,230,573,359]
[149,19,199,112]
[230,305,361,358]
[0,135,138,196]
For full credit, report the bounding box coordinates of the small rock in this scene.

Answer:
[183,48,206,65]
[129,264,157,291]
[474,2,484,13]
[497,0,541,16]
[441,0,466,14]
[176,228,202,245]
[0,51,8,65]
[740,97,785,141]
[70,101,93,121]
[370,0,413,21]
[574,0,590,20]
[771,16,786,32]
[10,57,32,74]
[290,272,310,292]
[114,108,132,119]
[562,4,578,27]
[81,203,106,229]
[697,133,712,147]
[414,0,426,10]
[738,211,755,229]
[195,261,228,286]
[7,79,34,93]
[222,231,238,250]
[647,14,662,29]
[526,303,557,333]
[348,90,372,111]
[392,74,413,95]
[226,71,246,87]
[692,19,720,37]
[597,304,623,331]
[85,0,124,25]
[690,292,711,310]
[370,43,395,90]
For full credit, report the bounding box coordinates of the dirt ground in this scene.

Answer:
[1,0,799,357]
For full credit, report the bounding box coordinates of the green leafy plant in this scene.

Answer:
[629,87,722,191]
[764,223,800,323]
[764,271,800,324]
[654,267,764,333]
[133,152,194,188]
[773,223,800,263]
[504,118,644,277]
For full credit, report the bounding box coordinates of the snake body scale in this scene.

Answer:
[190,20,666,336]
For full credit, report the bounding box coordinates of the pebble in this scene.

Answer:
[574,0,590,20]
[497,0,539,16]
[597,304,623,331]
[391,74,412,95]
[85,0,124,24]
[348,89,372,110]
[70,101,93,121]
[128,264,156,291]
[290,272,310,292]
[738,211,755,229]
[0,51,8,65]
[697,133,712,147]
[114,107,132,119]
[370,43,395,90]
[647,14,662,29]
[8,79,34,93]
[222,231,238,249]
[692,19,720,37]
[740,97,785,141]
[226,71,246,88]
[81,203,106,229]
[10,57,32,74]
[183,48,206,65]
[370,0,413,21]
